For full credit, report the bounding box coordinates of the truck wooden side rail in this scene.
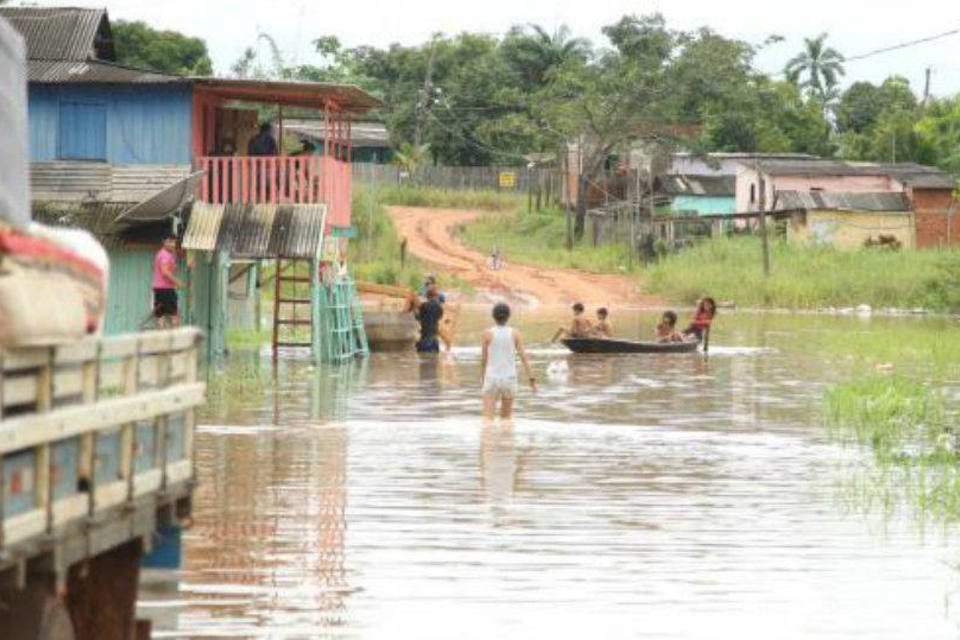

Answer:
[0,327,205,640]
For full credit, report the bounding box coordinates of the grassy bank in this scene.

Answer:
[458,206,639,273]
[373,184,523,211]
[350,185,428,289]
[645,236,960,311]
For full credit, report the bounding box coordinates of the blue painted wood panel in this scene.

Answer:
[94,428,123,485]
[2,449,37,517]
[27,84,193,164]
[59,101,107,160]
[134,420,158,473]
[52,438,81,501]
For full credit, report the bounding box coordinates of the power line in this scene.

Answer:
[846,28,960,62]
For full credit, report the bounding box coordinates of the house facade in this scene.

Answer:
[778,190,915,249]
[2,6,379,357]
[737,159,957,249]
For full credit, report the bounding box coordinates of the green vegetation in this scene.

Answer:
[374,185,522,211]
[349,186,425,289]
[825,375,960,521]
[644,236,960,311]
[458,206,637,272]
[112,20,213,75]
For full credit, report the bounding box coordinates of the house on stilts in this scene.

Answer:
[2,5,380,363]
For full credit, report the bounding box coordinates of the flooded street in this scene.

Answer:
[140,309,960,638]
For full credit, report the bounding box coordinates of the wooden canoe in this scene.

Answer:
[562,337,699,354]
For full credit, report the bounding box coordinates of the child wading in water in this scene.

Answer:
[481,303,536,419]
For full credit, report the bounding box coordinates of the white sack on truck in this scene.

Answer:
[0,226,107,346]
[0,16,28,228]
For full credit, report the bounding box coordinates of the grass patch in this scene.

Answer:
[458,206,639,273]
[350,185,428,289]
[824,374,960,521]
[375,184,522,211]
[226,328,267,349]
[644,236,960,311]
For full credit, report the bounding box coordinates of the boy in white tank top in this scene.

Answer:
[481,303,536,419]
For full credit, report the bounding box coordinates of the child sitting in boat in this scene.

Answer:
[655,311,684,343]
[552,302,593,342]
[682,297,717,341]
[592,307,613,338]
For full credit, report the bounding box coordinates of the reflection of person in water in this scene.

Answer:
[479,422,520,510]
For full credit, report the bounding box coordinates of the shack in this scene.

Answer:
[777,190,915,249]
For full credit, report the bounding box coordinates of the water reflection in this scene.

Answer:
[139,310,960,638]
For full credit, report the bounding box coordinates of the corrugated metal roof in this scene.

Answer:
[269,204,327,258]
[0,7,113,61]
[193,78,382,114]
[776,190,910,212]
[182,203,224,252]
[283,118,390,147]
[183,203,327,258]
[27,59,185,83]
[659,174,735,196]
[750,159,955,188]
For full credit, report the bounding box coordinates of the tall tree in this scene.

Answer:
[112,20,213,76]
[784,33,845,103]
[501,25,591,89]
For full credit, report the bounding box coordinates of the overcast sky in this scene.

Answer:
[19,0,960,96]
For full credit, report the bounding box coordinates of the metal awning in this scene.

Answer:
[115,171,204,222]
[183,203,328,259]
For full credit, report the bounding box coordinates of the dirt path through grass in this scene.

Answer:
[388,206,661,307]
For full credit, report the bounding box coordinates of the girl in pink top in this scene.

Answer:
[153,235,183,328]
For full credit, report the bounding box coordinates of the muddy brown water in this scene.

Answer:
[139,308,960,638]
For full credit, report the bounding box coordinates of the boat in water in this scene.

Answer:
[562,337,700,354]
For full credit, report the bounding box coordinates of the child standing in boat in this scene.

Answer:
[481,303,536,419]
[682,297,717,341]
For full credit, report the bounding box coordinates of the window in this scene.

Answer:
[58,101,107,160]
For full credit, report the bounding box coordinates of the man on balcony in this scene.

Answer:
[248,122,278,156]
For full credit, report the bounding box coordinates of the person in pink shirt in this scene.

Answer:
[153,234,184,328]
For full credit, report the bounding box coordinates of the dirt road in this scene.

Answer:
[388,206,661,307]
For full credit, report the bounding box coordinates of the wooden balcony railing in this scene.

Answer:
[197,155,352,227]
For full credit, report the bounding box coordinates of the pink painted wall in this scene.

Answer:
[735,168,901,212]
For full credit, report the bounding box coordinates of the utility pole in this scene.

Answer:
[923,66,932,109]
[755,160,770,277]
[414,41,437,149]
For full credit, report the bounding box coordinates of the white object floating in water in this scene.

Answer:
[546,360,569,380]
[856,304,872,316]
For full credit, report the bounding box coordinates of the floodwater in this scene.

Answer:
[139,308,960,639]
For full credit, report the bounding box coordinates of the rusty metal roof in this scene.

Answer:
[193,78,382,114]
[183,203,327,258]
[26,58,185,83]
[283,118,390,147]
[269,205,327,258]
[0,7,114,61]
[776,190,910,212]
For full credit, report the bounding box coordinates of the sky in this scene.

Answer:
[18,0,960,96]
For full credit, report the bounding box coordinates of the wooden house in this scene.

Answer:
[777,190,915,249]
[2,6,380,360]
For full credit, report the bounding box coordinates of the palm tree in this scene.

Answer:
[785,33,845,102]
[504,24,591,86]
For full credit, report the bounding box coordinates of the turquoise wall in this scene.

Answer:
[104,248,155,335]
[668,196,736,216]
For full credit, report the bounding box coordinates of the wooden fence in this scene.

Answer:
[352,163,564,198]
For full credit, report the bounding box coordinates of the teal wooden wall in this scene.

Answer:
[104,248,155,335]
[188,250,228,359]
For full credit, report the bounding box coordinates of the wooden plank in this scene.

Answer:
[95,481,130,512]
[1,350,48,372]
[98,362,124,391]
[3,376,38,407]
[0,383,206,454]
[51,494,90,529]
[166,460,192,486]
[2,510,46,547]
[131,469,162,498]
[54,341,99,366]
[53,368,84,400]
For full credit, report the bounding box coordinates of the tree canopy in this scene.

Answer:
[112,20,213,76]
